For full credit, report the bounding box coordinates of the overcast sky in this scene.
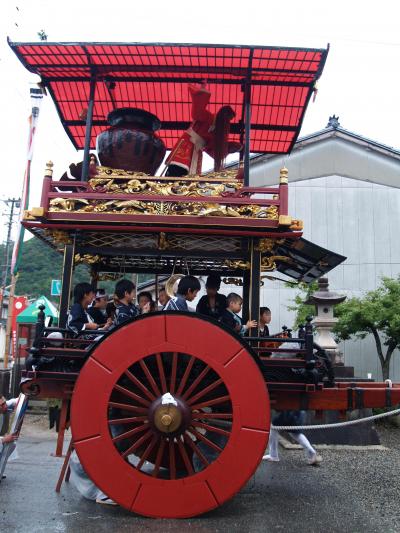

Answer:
[0,0,399,243]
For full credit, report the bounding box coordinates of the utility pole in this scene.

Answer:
[0,198,21,317]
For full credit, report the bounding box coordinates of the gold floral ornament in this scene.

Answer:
[49,198,89,211]
[88,175,241,197]
[261,255,294,272]
[43,229,72,245]
[74,253,103,265]
[255,238,285,253]
[222,277,244,286]
[224,259,251,270]
[49,196,278,220]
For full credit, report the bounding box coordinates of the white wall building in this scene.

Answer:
[249,117,400,380]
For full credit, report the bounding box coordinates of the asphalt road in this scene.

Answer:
[1,415,400,533]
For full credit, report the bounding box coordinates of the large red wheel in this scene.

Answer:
[71,313,270,518]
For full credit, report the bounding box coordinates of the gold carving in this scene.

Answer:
[43,229,72,245]
[290,219,303,230]
[74,254,103,265]
[93,165,239,182]
[49,198,89,211]
[261,255,294,272]
[255,238,284,253]
[158,232,169,250]
[49,198,279,220]
[222,277,244,286]
[88,175,241,197]
[224,260,251,270]
[96,272,121,281]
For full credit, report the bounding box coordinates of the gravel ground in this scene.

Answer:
[1,415,400,533]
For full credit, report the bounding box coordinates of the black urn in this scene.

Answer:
[96,108,166,174]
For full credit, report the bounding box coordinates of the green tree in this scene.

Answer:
[288,277,400,380]
[286,280,318,329]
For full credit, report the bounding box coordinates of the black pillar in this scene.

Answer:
[242,270,251,324]
[59,244,75,328]
[243,81,251,187]
[81,75,96,182]
[249,238,261,336]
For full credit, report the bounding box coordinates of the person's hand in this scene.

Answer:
[246,320,258,329]
[1,434,18,444]
[85,322,99,330]
[100,318,113,330]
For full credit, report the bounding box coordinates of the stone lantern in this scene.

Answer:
[307,277,346,365]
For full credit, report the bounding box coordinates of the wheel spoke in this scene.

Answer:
[114,384,151,407]
[152,438,166,477]
[109,416,148,425]
[177,438,194,476]
[192,421,231,437]
[169,352,178,394]
[108,401,148,414]
[189,427,224,454]
[139,359,161,396]
[190,395,231,411]
[191,412,233,420]
[112,423,148,443]
[136,434,159,471]
[124,369,156,401]
[122,430,153,458]
[186,378,223,406]
[156,353,167,394]
[176,356,195,396]
[182,365,210,400]
[169,439,176,480]
[183,433,210,468]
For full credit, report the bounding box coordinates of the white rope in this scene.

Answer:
[272,407,400,431]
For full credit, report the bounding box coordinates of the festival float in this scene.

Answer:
[8,40,400,518]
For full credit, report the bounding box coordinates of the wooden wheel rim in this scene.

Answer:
[71,313,270,518]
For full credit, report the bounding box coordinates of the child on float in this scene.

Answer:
[67,282,111,337]
[113,279,139,326]
[259,306,272,337]
[87,288,108,326]
[158,287,170,310]
[219,293,257,336]
[196,274,227,320]
[163,276,201,311]
[137,291,156,313]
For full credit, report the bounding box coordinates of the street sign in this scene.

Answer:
[51,279,62,296]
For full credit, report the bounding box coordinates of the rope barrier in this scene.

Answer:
[272,407,400,431]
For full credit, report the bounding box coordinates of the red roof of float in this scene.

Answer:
[9,41,328,153]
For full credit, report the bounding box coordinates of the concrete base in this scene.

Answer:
[333,365,355,378]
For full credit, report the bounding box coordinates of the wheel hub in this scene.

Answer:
[149,392,190,436]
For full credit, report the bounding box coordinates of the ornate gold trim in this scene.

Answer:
[222,277,243,286]
[224,259,251,270]
[261,255,294,272]
[43,229,72,245]
[74,253,103,265]
[255,237,285,253]
[49,199,279,220]
[93,166,240,182]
